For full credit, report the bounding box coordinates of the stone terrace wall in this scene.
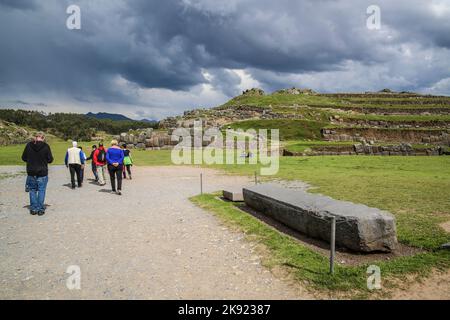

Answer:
[322,127,450,144]
[283,143,443,156]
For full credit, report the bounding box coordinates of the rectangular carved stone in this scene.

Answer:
[243,184,397,252]
[223,189,244,202]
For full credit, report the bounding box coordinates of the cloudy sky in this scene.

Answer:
[1,0,450,119]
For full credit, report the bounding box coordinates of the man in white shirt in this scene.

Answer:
[64,141,86,189]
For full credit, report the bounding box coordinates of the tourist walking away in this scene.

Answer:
[122,144,133,179]
[106,140,124,195]
[21,132,54,216]
[86,145,99,182]
[65,141,86,189]
[93,143,107,186]
[79,146,87,184]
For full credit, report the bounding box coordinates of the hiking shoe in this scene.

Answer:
[37,211,45,216]
[30,210,38,215]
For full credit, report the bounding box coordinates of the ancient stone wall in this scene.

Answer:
[322,127,450,144]
[283,143,443,156]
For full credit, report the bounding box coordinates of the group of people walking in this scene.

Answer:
[21,132,133,216]
[64,139,133,195]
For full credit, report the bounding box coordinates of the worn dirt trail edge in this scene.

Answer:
[0,166,311,299]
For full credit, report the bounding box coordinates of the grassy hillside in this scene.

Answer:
[0,109,157,142]
[222,92,339,108]
[218,90,450,154]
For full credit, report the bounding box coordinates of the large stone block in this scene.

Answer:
[243,184,397,252]
[223,189,244,202]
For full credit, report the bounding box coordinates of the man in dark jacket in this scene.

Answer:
[21,132,54,216]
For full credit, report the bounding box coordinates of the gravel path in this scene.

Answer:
[0,165,310,299]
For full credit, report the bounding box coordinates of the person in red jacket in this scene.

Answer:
[93,143,107,186]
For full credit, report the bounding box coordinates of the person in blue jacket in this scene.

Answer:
[106,139,124,195]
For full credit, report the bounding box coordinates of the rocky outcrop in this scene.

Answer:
[243,184,398,252]
[119,128,153,145]
[160,105,305,133]
[274,87,317,95]
[0,120,34,146]
[242,88,265,96]
[158,117,178,130]
[117,128,176,150]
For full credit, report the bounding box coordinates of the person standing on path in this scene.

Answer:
[79,146,87,184]
[64,141,86,189]
[122,144,133,180]
[86,145,99,182]
[93,143,107,186]
[21,132,54,216]
[106,140,124,195]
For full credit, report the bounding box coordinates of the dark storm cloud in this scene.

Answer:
[126,0,386,73]
[0,0,38,10]
[0,0,449,117]
[208,69,242,97]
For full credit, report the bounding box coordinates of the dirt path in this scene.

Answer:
[0,165,311,299]
[390,270,450,300]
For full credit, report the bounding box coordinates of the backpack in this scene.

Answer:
[97,149,106,163]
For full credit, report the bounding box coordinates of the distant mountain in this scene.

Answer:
[86,112,133,121]
[139,118,158,124]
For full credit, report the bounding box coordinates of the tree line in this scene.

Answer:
[0,109,158,141]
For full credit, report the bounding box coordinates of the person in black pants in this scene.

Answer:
[65,141,86,189]
[108,164,123,194]
[86,145,99,182]
[122,144,133,179]
[69,164,82,189]
[106,140,124,195]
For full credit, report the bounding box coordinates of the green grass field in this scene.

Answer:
[0,139,175,167]
[208,156,450,249]
[222,92,450,110]
[191,155,450,295]
[0,139,106,165]
[191,193,450,296]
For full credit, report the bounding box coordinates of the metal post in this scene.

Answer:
[254,171,257,185]
[330,216,336,274]
[200,173,203,195]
